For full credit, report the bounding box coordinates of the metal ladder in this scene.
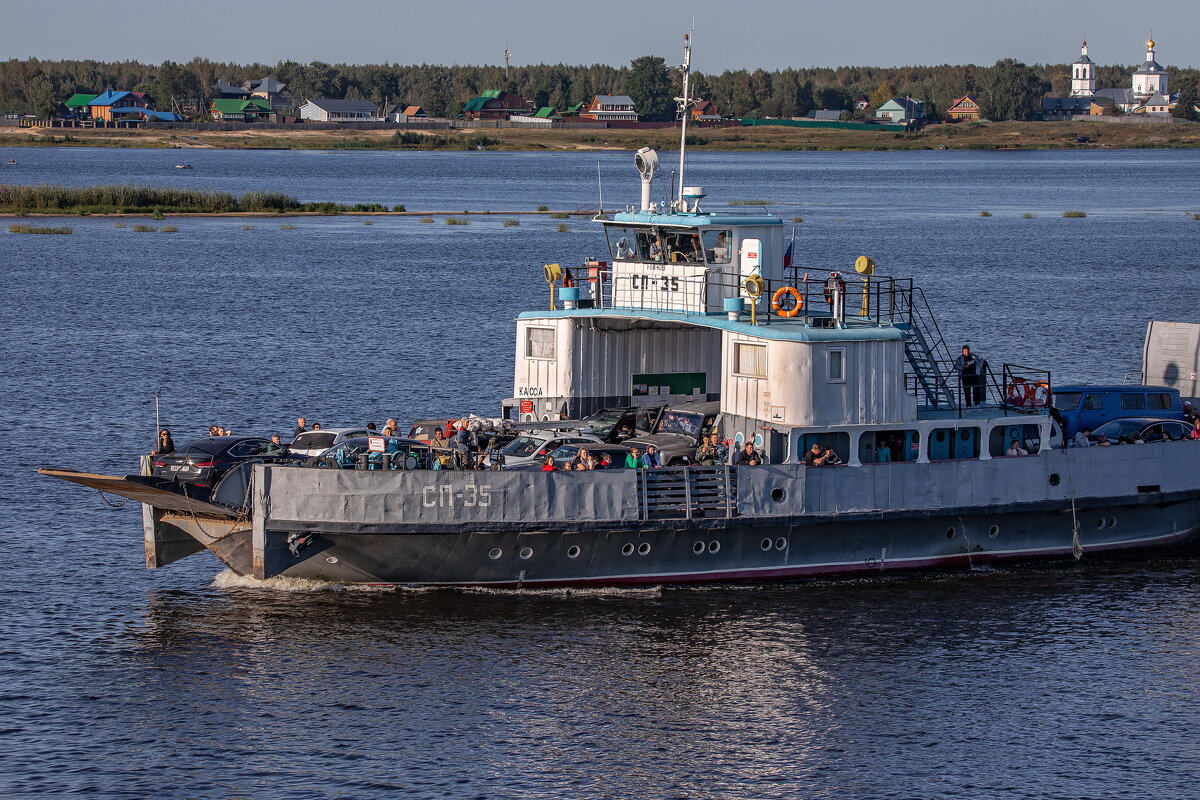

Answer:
[896,287,958,408]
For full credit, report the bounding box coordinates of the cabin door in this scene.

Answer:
[768,430,789,464]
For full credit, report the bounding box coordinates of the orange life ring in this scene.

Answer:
[1006,379,1026,406]
[771,286,804,318]
[1026,380,1050,408]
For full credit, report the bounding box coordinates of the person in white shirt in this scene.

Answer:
[1074,428,1093,448]
[1006,442,1029,456]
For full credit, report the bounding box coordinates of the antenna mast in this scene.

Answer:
[675,26,694,211]
[504,47,511,82]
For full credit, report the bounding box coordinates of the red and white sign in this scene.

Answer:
[368,436,386,453]
[519,400,534,414]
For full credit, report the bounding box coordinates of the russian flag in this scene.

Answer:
[783,228,795,268]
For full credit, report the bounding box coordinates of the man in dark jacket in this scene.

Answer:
[953,346,987,407]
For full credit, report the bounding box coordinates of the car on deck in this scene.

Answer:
[622,400,722,465]
[1088,417,1195,443]
[152,436,298,488]
[289,427,373,458]
[489,431,604,469]
[306,436,437,470]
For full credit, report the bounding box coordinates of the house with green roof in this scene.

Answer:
[210,97,273,122]
[463,89,533,121]
[64,94,98,117]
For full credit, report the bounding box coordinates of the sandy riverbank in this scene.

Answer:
[1,120,1198,152]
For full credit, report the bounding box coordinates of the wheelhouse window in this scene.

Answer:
[733,342,767,379]
[662,229,704,263]
[605,225,663,263]
[525,326,556,360]
[703,229,732,264]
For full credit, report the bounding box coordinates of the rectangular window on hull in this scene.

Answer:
[859,430,920,463]
[733,342,767,379]
[989,424,1042,457]
[929,427,981,461]
[828,349,846,383]
[526,327,556,360]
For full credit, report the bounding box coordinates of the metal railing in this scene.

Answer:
[638,466,738,520]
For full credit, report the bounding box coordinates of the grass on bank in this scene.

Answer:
[8,223,72,234]
[0,184,404,215]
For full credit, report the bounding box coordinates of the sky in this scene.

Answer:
[4,0,1198,71]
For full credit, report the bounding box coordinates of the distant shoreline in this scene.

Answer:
[2,119,1199,153]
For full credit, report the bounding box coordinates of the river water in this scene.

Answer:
[2,146,1199,798]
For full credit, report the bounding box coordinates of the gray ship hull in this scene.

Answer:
[242,498,1200,587]
[43,443,1200,587]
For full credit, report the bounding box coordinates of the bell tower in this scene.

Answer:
[1070,40,1096,97]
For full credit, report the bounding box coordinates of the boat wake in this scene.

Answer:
[211,569,397,593]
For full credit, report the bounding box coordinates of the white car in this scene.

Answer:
[488,431,603,469]
[289,427,374,458]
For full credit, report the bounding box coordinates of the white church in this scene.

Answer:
[1068,38,1175,114]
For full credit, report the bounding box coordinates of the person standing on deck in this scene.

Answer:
[154,429,175,455]
[294,417,307,438]
[953,346,986,407]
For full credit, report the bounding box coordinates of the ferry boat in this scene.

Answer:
[40,37,1200,588]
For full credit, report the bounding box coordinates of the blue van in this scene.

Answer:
[1052,385,1183,436]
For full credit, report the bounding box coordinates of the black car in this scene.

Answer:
[1089,417,1195,443]
[152,436,297,487]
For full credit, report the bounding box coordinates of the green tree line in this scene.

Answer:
[2,55,1196,121]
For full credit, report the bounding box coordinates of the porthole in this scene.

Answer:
[935,430,946,443]
[519,547,534,560]
[775,537,787,550]
[770,487,787,503]
[960,430,971,441]
[761,538,773,551]
[988,524,1000,538]
[1109,516,1118,529]
[622,543,635,556]
[326,556,339,564]
[638,542,651,556]
[1048,473,1061,486]
[567,545,581,559]
[693,541,706,554]
[945,526,956,540]
[708,540,721,554]
[1096,518,1107,531]
[488,548,503,560]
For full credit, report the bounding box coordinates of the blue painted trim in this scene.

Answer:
[517,308,904,343]
[609,211,783,227]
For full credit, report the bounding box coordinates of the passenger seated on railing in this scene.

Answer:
[1006,441,1030,456]
[1074,428,1093,448]
[737,442,763,466]
[695,436,719,465]
[803,442,829,467]
[625,447,645,469]
[644,445,663,468]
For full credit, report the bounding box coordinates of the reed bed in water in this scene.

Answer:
[8,223,73,234]
[0,184,392,215]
